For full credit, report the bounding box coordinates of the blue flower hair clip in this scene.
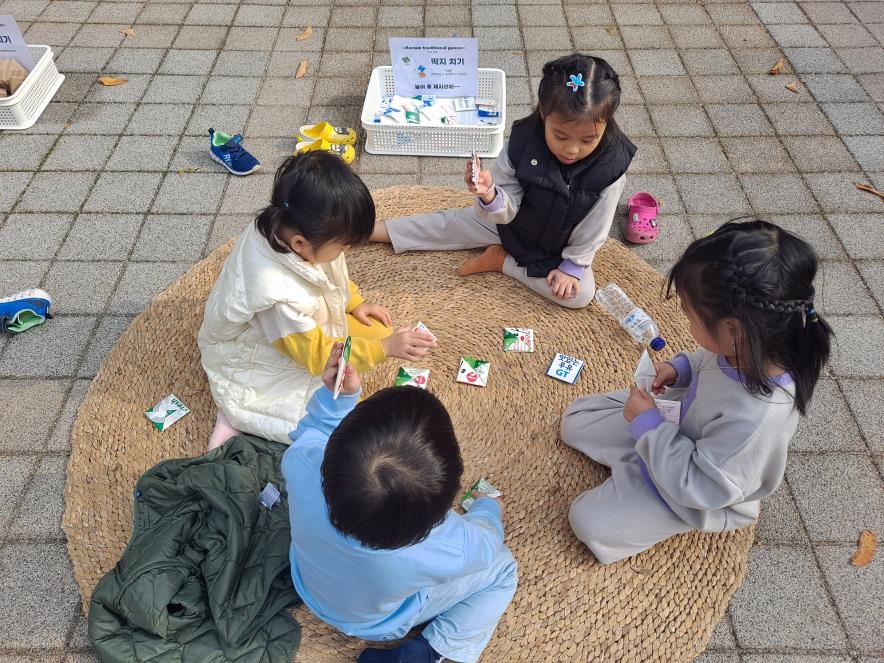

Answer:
[567,73,585,93]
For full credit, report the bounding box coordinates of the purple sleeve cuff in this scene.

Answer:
[629,408,664,441]
[477,187,504,212]
[558,259,585,279]
[668,354,693,389]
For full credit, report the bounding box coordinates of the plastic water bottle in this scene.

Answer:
[595,283,666,351]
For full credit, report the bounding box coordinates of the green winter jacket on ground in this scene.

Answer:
[88,435,302,662]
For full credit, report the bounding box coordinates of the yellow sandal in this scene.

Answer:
[297,121,357,145]
[295,139,356,165]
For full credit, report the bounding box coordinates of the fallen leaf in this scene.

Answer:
[769,58,785,75]
[855,182,884,201]
[850,530,877,567]
[121,27,136,38]
[295,26,313,41]
[603,25,618,37]
[97,75,128,86]
[295,59,308,79]
[177,167,202,175]
[62,121,72,129]
[785,81,799,93]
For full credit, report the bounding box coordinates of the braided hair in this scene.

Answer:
[534,53,623,139]
[667,220,832,415]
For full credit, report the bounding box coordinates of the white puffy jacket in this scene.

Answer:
[198,223,353,443]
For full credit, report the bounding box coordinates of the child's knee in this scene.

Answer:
[557,287,595,309]
[568,494,619,565]
[559,396,605,447]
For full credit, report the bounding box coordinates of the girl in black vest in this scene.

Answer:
[370,53,636,307]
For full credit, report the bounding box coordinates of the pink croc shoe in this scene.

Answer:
[625,192,660,244]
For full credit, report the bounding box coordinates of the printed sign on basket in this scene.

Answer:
[389,37,478,98]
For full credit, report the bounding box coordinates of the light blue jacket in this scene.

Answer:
[282,387,505,640]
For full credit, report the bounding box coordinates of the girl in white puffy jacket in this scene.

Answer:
[198,152,437,447]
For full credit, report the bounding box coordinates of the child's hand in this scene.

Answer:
[475,493,505,518]
[351,302,392,327]
[381,327,437,361]
[464,156,495,202]
[321,342,361,395]
[651,361,677,395]
[623,386,657,423]
[546,269,580,300]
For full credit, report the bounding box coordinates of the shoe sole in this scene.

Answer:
[210,151,262,176]
[0,288,51,305]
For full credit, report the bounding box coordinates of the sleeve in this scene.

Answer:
[666,352,696,389]
[472,147,524,227]
[456,498,506,574]
[253,303,386,375]
[629,415,752,511]
[346,279,365,314]
[560,173,628,274]
[288,385,361,443]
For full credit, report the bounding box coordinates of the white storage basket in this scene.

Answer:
[360,66,506,158]
[0,45,65,130]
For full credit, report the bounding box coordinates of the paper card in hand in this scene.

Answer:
[333,336,352,400]
[634,350,656,391]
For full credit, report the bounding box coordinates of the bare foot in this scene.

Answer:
[369,219,391,243]
[457,244,507,276]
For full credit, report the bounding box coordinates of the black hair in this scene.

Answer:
[321,387,464,550]
[535,53,623,133]
[255,150,375,254]
[667,219,833,415]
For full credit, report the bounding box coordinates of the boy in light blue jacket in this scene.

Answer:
[282,344,518,663]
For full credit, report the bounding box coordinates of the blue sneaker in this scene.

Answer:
[209,128,261,176]
[0,289,52,334]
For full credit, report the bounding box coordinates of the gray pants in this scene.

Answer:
[386,207,596,308]
[560,391,693,564]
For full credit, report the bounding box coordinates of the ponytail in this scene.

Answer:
[793,304,832,415]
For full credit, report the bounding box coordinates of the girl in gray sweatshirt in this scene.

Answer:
[561,220,833,564]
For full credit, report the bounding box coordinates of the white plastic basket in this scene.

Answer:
[0,45,65,131]
[360,66,506,158]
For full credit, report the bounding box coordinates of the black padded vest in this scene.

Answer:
[498,114,636,277]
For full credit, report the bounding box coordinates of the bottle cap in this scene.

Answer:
[650,337,666,351]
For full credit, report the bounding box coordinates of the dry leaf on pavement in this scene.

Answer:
[603,25,618,37]
[296,60,308,79]
[296,26,313,41]
[121,27,136,37]
[855,182,884,201]
[769,58,785,75]
[177,167,202,175]
[97,75,128,86]
[850,530,877,567]
[785,81,800,93]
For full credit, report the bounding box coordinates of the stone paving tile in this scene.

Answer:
[78,315,133,378]
[150,173,226,214]
[638,76,699,104]
[721,136,796,173]
[132,214,212,262]
[827,214,884,261]
[740,174,820,213]
[47,379,90,451]
[818,261,878,315]
[0,214,73,260]
[763,101,837,135]
[41,261,123,314]
[793,378,865,451]
[58,213,143,261]
[856,260,884,311]
[841,135,884,172]
[730,545,846,648]
[827,316,884,377]
[104,135,179,172]
[0,543,80,648]
[839,378,884,452]
[0,380,69,452]
[781,135,862,173]
[820,102,884,135]
[9,455,69,540]
[0,172,31,211]
[787,452,884,541]
[125,103,193,136]
[17,172,96,213]
[84,172,162,214]
[0,456,37,532]
[661,137,730,173]
[0,134,57,171]
[705,103,776,136]
[648,105,715,137]
[0,316,95,378]
[108,262,191,314]
[676,174,751,214]
[65,102,135,135]
[205,214,252,254]
[783,46,847,74]
[0,261,50,295]
[816,543,884,652]
[41,135,117,172]
[754,479,807,543]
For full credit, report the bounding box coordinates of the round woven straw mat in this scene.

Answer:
[64,186,753,662]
